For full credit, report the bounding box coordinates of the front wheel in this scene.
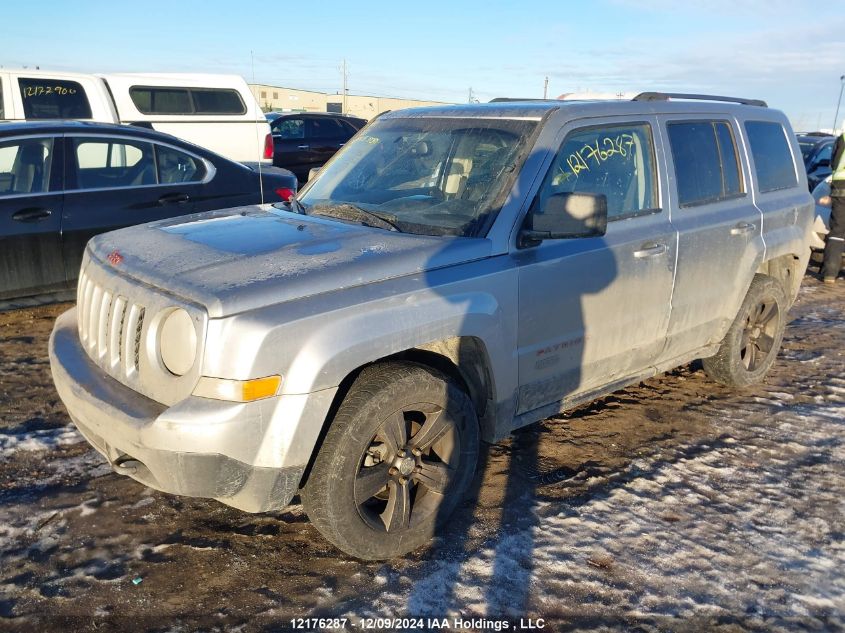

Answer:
[702,274,788,387]
[302,362,479,560]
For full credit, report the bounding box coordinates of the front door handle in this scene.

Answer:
[297,144,310,150]
[157,193,190,205]
[12,207,52,222]
[730,222,756,236]
[633,242,668,258]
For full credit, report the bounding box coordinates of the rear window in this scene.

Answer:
[129,86,246,115]
[19,78,92,119]
[668,120,744,207]
[745,121,798,193]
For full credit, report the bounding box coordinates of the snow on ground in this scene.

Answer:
[346,373,845,631]
[0,426,82,459]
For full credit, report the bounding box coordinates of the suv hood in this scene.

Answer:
[87,205,492,318]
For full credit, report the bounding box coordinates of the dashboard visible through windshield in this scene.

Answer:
[292,116,538,237]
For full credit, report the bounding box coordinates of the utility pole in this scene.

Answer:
[834,74,845,133]
[341,59,348,114]
[543,76,548,99]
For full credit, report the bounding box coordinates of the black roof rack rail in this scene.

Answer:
[633,92,767,107]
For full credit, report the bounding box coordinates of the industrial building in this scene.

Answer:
[249,83,448,120]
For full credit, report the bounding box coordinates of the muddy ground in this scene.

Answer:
[0,275,843,632]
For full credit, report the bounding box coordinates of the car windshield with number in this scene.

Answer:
[292,117,537,237]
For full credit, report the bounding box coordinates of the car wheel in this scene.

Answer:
[702,274,787,387]
[302,361,479,560]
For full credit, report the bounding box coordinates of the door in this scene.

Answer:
[61,135,198,279]
[0,135,65,300]
[271,117,310,179]
[660,117,764,361]
[515,118,676,415]
[307,116,349,168]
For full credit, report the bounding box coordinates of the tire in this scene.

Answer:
[702,274,788,387]
[301,361,479,560]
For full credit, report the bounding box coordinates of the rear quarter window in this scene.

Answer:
[744,121,798,193]
[19,78,92,119]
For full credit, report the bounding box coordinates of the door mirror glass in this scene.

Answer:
[521,192,607,245]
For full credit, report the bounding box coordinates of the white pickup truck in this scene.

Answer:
[0,68,272,165]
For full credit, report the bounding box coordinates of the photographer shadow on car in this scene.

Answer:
[401,189,618,618]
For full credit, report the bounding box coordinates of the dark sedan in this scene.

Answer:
[797,133,835,191]
[0,120,296,303]
[270,112,366,183]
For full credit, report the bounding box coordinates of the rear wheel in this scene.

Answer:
[702,274,787,387]
[302,362,479,560]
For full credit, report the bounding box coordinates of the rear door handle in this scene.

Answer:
[633,242,668,258]
[297,145,310,150]
[730,222,756,235]
[157,193,190,205]
[12,208,52,222]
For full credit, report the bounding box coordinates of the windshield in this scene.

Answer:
[296,116,538,236]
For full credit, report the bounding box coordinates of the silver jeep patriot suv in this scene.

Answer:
[50,93,814,559]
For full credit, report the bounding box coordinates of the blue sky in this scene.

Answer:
[3,0,844,130]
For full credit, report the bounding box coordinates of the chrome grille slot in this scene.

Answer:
[108,296,127,368]
[87,285,103,354]
[123,304,144,376]
[97,291,112,358]
[79,273,95,345]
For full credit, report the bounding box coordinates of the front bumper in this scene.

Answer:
[49,308,336,513]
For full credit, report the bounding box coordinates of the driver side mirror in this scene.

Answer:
[519,191,608,247]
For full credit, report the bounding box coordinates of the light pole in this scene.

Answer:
[834,74,845,133]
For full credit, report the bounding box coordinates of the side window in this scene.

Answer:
[156,145,206,183]
[536,122,658,220]
[0,80,5,119]
[129,87,246,115]
[18,78,92,119]
[668,120,744,207]
[308,117,345,139]
[815,143,833,166]
[189,89,246,115]
[0,138,54,195]
[73,138,156,189]
[338,119,361,136]
[273,119,305,140]
[130,87,192,114]
[744,121,798,193]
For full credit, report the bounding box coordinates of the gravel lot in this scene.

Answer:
[0,275,843,632]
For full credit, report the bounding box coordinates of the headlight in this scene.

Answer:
[159,308,197,376]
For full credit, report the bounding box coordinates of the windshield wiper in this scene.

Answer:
[310,203,403,232]
[289,197,308,215]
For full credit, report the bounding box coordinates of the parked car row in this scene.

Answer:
[0,120,296,303]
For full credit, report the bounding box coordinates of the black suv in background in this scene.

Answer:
[797,133,835,191]
[270,112,366,183]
